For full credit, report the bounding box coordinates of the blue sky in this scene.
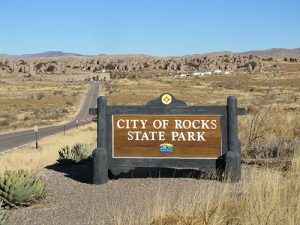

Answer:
[0,0,299,56]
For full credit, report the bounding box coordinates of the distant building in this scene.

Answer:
[95,72,110,81]
[214,69,222,74]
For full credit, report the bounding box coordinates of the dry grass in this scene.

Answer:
[109,153,299,225]
[0,124,96,175]
[107,62,300,108]
[0,76,87,133]
[100,63,300,224]
[107,63,300,161]
[1,62,299,224]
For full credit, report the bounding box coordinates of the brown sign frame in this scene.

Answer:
[90,93,245,184]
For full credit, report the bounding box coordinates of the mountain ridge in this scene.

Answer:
[1,48,300,59]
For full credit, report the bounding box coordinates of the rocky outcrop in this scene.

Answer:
[0,54,266,75]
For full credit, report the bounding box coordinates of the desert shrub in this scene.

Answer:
[46,65,56,73]
[35,62,45,70]
[53,90,64,96]
[0,121,9,127]
[0,170,47,209]
[19,59,26,65]
[105,63,115,70]
[36,92,45,100]
[240,103,298,162]
[66,101,73,106]
[57,143,93,164]
[62,108,69,113]
[0,201,8,225]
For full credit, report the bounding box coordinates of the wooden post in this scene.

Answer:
[225,96,241,182]
[93,147,108,184]
[93,96,108,184]
[35,132,38,149]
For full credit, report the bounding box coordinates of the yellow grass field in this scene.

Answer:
[0,75,88,133]
[0,62,299,225]
[0,124,96,175]
[111,155,300,225]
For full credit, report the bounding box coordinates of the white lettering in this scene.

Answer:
[201,120,210,129]
[210,120,217,129]
[153,120,162,129]
[162,120,169,129]
[140,120,147,129]
[197,132,206,141]
[187,131,196,141]
[175,120,183,129]
[127,131,134,140]
[117,119,125,129]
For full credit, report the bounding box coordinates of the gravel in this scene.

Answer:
[9,162,236,225]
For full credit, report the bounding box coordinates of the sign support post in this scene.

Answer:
[225,96,241,182]
[93,96,108,185]
[34,125,39,149]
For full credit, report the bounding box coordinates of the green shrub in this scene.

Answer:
[46,65,56,73]
[35,62,45,70]
[0,170,47,209]
[57,143,93,164]
[0,201,8,225]
[105,63,115,70]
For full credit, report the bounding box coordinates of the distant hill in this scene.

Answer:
[238,48,300,59]
[1,48,299,59]
[188,48,300,59]
[21,51,84,58]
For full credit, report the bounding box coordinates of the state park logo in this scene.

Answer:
[159,143,174,154]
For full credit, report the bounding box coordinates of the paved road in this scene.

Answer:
[0,82,99,153]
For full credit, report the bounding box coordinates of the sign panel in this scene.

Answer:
[112,115,222,158]
[33,125,38,132]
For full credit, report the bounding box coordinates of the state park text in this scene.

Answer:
[115,117,218,141]
[113,115,221,158]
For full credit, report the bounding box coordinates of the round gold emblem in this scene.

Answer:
[161,94,172,105]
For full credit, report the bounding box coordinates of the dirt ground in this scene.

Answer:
[9,164,245,225]
[107,62,300,108]
[0,73,88,133]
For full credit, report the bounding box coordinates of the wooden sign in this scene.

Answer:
[113,115,221,158]
[90,93,246,184]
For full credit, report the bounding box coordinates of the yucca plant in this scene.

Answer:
[73,143,93,160]
[58,145,78,162]
[0,201,8,225]
[57,143,93,164]
[0,170,47,209]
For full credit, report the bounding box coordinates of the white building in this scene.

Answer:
[214,69,222,74]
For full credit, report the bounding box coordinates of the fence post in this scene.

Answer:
[35,132,38,149]
[225,96,241,182]
[93,96,108,184]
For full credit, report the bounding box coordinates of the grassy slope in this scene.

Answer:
[0,77,87,133]
[0,124,96,174]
